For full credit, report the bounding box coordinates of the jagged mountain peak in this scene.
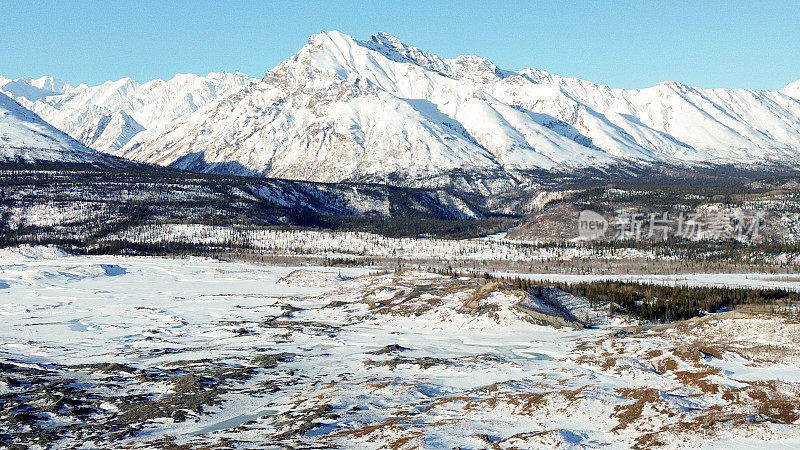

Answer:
[366,31,445,69]
[370,31,404,46]
[366,32,508,79]
[292,31,509,85]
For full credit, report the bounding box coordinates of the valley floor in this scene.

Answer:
[1,247,800,448]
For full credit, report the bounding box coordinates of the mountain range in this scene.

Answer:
[3,30,800,190]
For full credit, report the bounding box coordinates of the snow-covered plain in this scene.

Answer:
[2,247,800,448]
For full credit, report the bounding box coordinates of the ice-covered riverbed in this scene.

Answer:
[0,248,370,366]
[2,247,800,448]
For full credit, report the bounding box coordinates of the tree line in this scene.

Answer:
[505,276,800,322]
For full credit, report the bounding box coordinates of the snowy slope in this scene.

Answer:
[0,72,254,153]
[781,78,800,99]
[105,31,800,186]
[0,91,103,163]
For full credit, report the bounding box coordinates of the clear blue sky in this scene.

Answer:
[2,1,799,90]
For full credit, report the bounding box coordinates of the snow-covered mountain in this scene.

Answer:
[4,32,800,189]
[110,31,800,188]
[0,72,254,153]
[0,91,104,163]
